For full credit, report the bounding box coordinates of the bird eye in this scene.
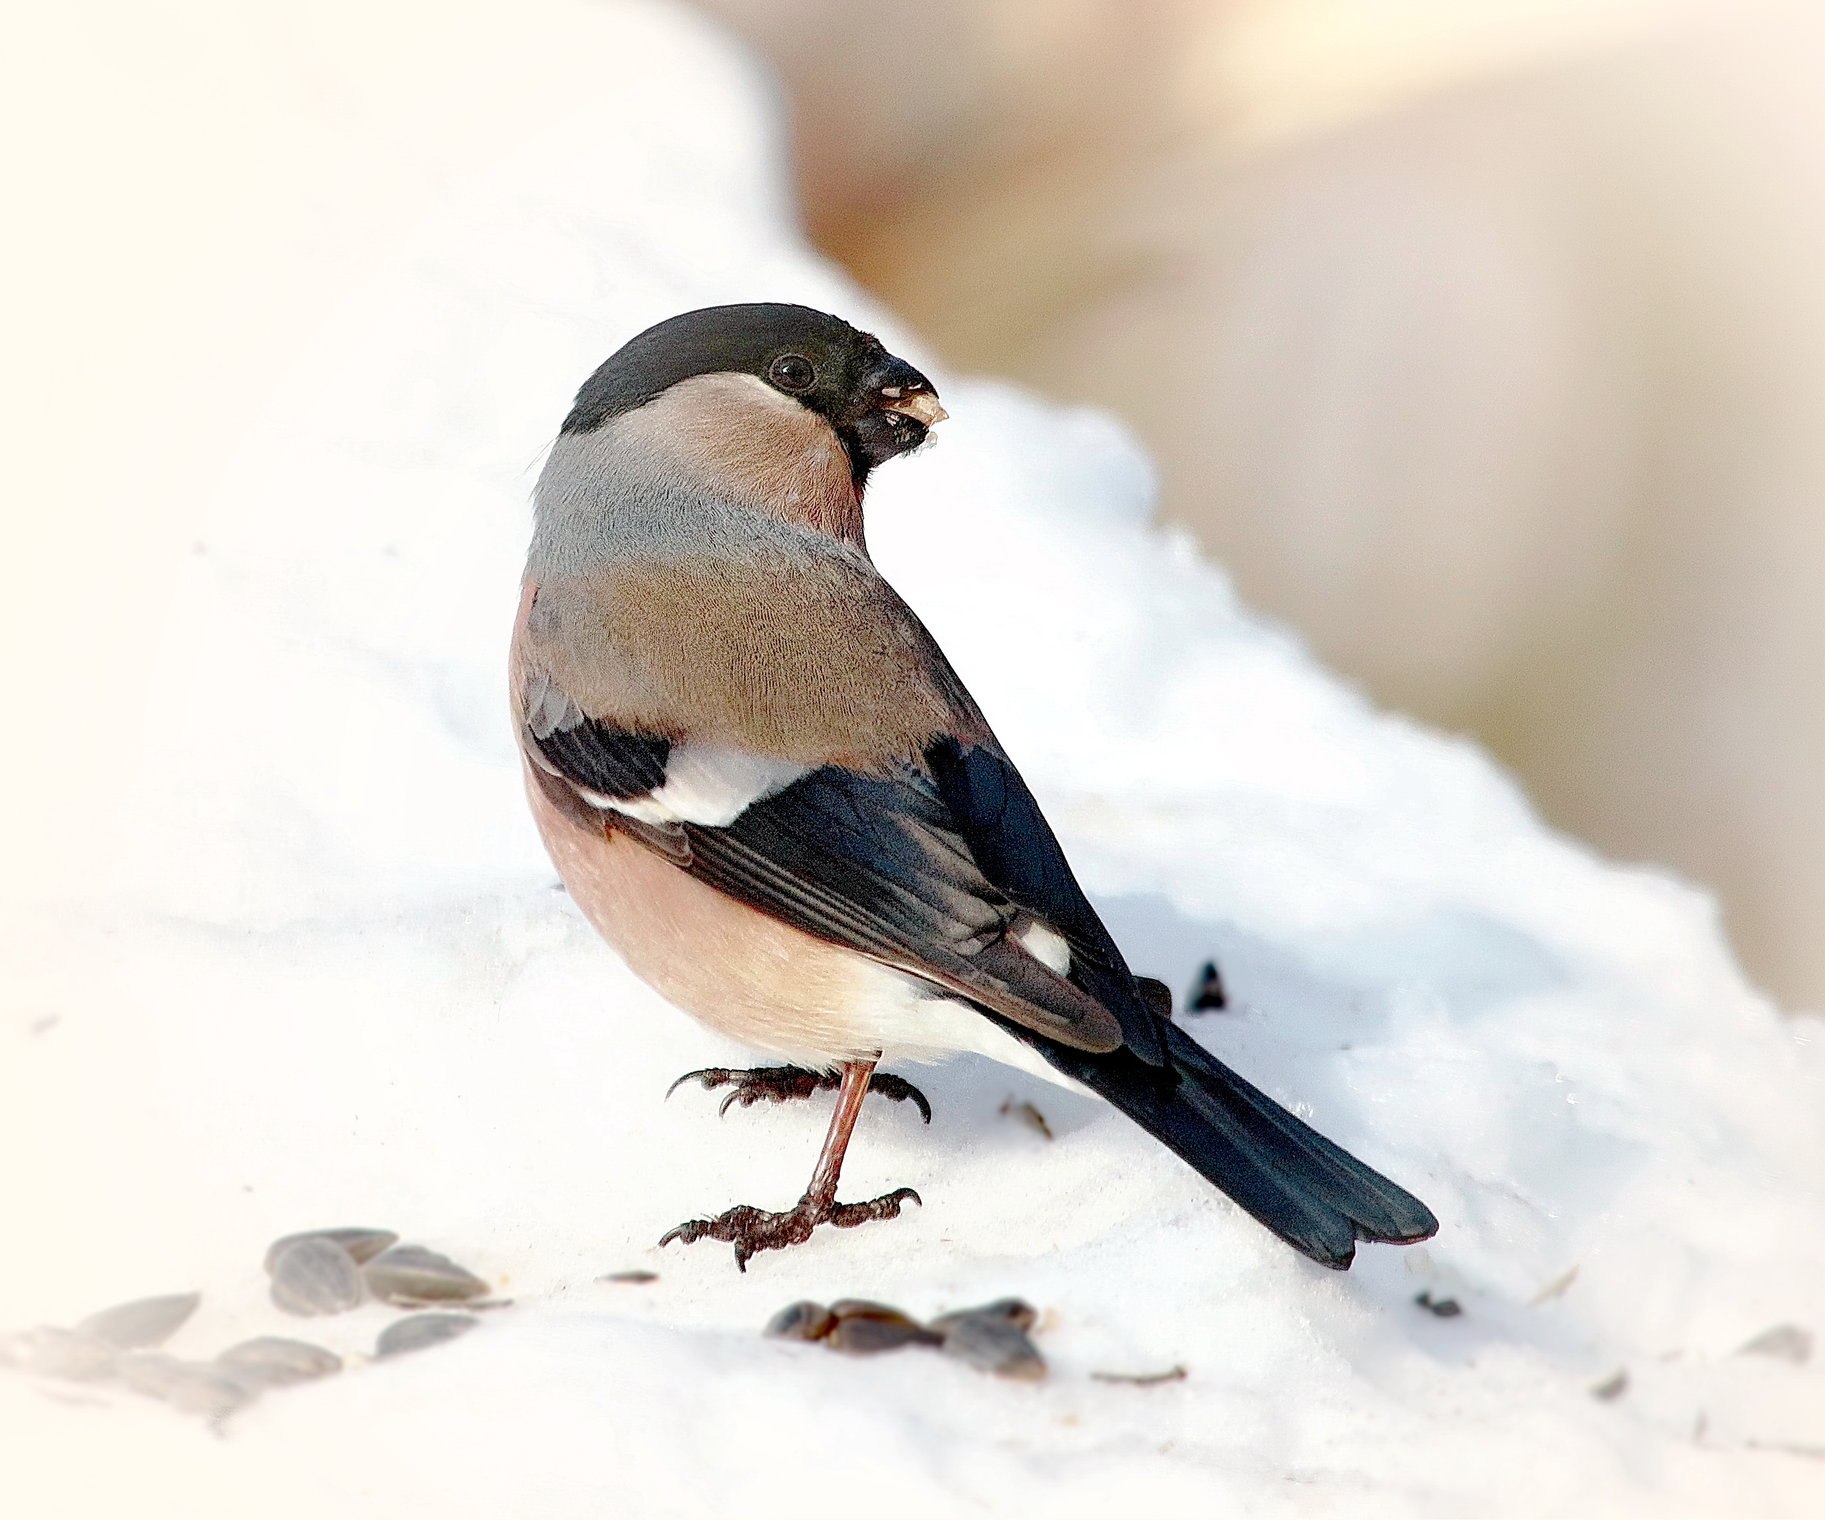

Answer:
[768,354,816,392]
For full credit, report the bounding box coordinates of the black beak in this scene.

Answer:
[872,360,946,428]
[859,355,946,428]
[839,352,946,478]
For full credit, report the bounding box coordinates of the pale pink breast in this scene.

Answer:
[525,762,888,1069]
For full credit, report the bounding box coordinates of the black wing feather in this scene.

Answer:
[927,739,1164,1062]
[535,723,670,798]
[679,759,1128,1050]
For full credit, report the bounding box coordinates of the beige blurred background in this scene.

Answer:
[0,0,691,909]
[5,0,1822,1013]
[703,0,1825,1013]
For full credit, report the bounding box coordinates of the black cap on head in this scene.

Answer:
[563,303,942,482]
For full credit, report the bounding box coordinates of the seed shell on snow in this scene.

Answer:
[362,1245,490,1305]
[269,1237,366,1316]
[116,1352,264,1421]
[764,1300,836,1342]
[262,1228,399,1274]
[1,1327,118,1382]
[375,1313,480,1358]
[76,1291,202,1351]
[928,1298,1038,1335]
[1734,1324,1813,1364]
[934,1310,1047,1381]
[824,1300,940,1355]
[217,1336,343,1385]
[1091,1365,1187,1386]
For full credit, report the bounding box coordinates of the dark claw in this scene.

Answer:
[665,1066,739,1101]
[866,1076,932,1125]
[666,1065,825,1109]
[665,1065,932,1123]
[658,1188,922,1272]
[828,1188,921,1229]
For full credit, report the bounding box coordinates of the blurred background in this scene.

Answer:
[7,0,1824,1012]
[711,0,1825,1016]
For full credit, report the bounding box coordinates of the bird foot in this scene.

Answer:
[659,1187,922,1272]
[666,1064,932,1123]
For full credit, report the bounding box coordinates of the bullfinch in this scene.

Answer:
[512,303,1437,1270]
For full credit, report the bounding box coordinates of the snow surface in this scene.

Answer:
[4,3,1824,1515]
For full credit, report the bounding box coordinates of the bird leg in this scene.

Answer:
[666,1063,932,1123]
[659,1057,922,1271]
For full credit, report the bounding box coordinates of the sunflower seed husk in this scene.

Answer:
[217,1336,342,1385]
[269,1238,365,1316]
[825,1300,939,1355]
[374,1313,479,1358]
[76,1292,201,1351]
[117,1353,262,1420]
[928,1298,1038,1335]
[764,1300,836,1342]
[1091,1364,1188,1385]
[998,1099,1053,1140]
[362,1246,489,1305]
[1529,1265,1580,1305]
[1735,1324,1813,1365]
[2,1327,117,1382]
[1590,1368,1629,1401]
[935,1310,1047,1381]
[263,1228,398,1274]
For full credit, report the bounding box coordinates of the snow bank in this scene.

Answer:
[4,3,1821,1515]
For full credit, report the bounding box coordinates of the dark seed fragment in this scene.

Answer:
[77,1292,201,1351]
[1189,961,1227,1011]
[1415,1291,1462,1318]
[363,1246,490,1305]
[599,1270,659,1285]
[270,1238,365,1316]
[764,1301,836,1342]
[999,1099,1053,1140]
[375,1313,479,1358]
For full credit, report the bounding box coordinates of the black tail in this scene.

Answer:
[1021,1020,1438,1269]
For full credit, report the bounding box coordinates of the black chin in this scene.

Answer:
[841,410,926,483]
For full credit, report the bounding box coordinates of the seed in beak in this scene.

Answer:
[882,390,947,427]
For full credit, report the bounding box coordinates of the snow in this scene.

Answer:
[4,3,1823,1515]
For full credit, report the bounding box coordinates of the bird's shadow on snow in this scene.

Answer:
[1098,889,1568,1044]
[909,889,1567,1148]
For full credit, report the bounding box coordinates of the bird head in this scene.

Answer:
[562,303,945,486]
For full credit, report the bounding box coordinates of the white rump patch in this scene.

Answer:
[587,743,805,827]
[1014,916,1072,975]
